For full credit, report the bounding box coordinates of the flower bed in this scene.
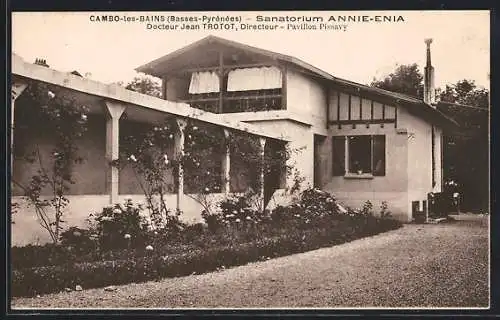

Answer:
[11,189,402,297]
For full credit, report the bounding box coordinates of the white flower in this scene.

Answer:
[232,210,238,214]
[188,135,192,139]
[101,216,113,221]
[169,134,173,139]
[193,126,198,130]
[124,233,131,239]
[145,245,154,251]
[153,127,159,131]
[48,91,55,99]
[235,218,241,223]
[206,171,210,175]
[129,155,137,162]
[163,154,169,165]
[81,114,87,121]
[204,187,210,192]
[113,208,122,214]
[53,152,59,156]
[246,216,252,221]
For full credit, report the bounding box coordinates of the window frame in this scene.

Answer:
[332,134,386,178]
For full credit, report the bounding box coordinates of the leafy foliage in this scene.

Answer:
[12,191,402,297]
[119,118,179,229]
[371,63,489,212]
[122,75,162,98]
[437,80,489,212]
[90,200,150,251]
[370,63,424,99]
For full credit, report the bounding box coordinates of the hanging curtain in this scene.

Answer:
[188,71,220,94]
[227,66,282,92]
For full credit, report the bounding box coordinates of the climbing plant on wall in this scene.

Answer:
[119,115,296,227]
[12,82,89,244]
[118,117,181,231]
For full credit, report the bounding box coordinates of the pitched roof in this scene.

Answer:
[136,35,458,130]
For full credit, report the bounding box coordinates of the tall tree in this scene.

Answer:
[439,79,489,108]
[370,63,424,99]
[437,79,489,212]
[372,65,489,212]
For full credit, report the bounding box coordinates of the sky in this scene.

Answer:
[12,11,490,90]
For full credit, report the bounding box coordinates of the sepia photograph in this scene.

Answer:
[9,10,490,310]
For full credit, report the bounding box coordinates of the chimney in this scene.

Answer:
[423,39,435,106]
[34,58,49,68]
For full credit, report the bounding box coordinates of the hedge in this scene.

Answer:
[11,217,401,297]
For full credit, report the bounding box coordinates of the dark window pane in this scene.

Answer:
[372,135,386,176]
[348,135,372,174]
[332,136,345,176]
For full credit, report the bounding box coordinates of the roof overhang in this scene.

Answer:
[12,52,290,142]
[136,36,459,130]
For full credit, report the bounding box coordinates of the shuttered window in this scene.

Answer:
[372,135,386,176]
[332,136,345,176]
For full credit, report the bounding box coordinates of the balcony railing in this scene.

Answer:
[180,89,283,114]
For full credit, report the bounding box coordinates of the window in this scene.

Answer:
[332,135,386,176]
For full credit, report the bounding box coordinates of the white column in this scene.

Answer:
[174,118,187,211]
[11,81,28,169]
[104,101,126,204]
[221,129,231,195]
[259,137,266,211]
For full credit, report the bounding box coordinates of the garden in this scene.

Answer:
[10,83,402,298]
[11,189,401,297]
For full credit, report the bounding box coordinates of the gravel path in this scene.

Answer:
[12,215,489,309]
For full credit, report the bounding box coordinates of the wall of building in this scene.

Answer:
[12,115,107,196]
[286,69,328,132]
[398,107,434,214]
[434,126,443,193]
[323,89,410,221]
[10,192,230,247]
[327,91,397,122]
[325,124,410,221]
[241,119,315,194]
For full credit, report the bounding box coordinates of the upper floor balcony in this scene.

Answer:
[163,64,285,114]
[135,36,288,115]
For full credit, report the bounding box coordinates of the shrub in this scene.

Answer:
[11,213,403,297]
[11,244,76,269]
[11,190,403,297]
[59,226,97,254]
[92,200,150,251]
[202,193,271,232]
